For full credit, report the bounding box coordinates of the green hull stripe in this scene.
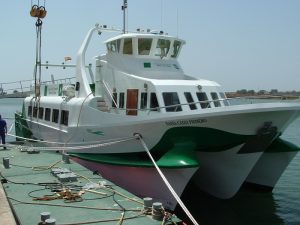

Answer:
[265,138,300,153]
[70,141,199,168]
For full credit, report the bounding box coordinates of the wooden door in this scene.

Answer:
[126,89,138,116]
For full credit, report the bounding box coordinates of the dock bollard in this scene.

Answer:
[39,212,50,224]
[45,218,56,225]
[152,202,164,221]
[3,157,10,169]
[143,197,153,213]
[62,153,70,164]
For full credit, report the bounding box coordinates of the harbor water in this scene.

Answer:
[1,97,300,225]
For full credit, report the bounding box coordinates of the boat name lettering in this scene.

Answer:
[165,119,207,126]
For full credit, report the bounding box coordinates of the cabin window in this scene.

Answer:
[107,40,120,53]
[141,92,148,109]
[219,92,229,106]
[138,38,152,55]
[150,93,159,111]
[155,39,170,58]
[196,92,211,109]
[45,108,51,121]
[28,106,32,116]
[61,110,69,126]
[112,92,118,108]
[119,92,125,108]
[211,92,221,107]
[52,109,59,123]
[38,107,44,119]
[33,107,38,118]
[171,40,181,58]
[123,38,133,55]
[184,92,197,110]
[163,92,182,112]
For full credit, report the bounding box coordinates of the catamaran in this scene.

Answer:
[15,2,300,211]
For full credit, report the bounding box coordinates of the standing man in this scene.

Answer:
[0,114,7,149]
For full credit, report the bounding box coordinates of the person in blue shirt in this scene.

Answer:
[0,114,7,149]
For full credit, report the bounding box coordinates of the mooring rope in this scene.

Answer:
[2,134,136,152]
[136,134,199,225]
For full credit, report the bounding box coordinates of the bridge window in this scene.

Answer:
[38,107,44,119]
[107,39,120,53]
[119,92,125,108]
[211,92,221,107]
[171,40,181,58]
[52,109,59,123]
[112,92,117,108]
[123,38,133,55]
[33,107,38,118]
[28,106,32,116]
[219,92,229,106]
[61,110,69,126]
[163,92,182,112]
[196,92,211,109]
[138,38,152,55]
[141,92,148,109]
[184,92,197,110]
[45,108,51,121]
[150,93,159,111]
[155,39,170,58]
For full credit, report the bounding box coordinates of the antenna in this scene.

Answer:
[122,0,128,33]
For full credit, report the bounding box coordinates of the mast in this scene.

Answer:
[30,1,47,98]
[121,0,128,33]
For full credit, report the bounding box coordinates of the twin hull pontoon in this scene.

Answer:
[16,24,300,209]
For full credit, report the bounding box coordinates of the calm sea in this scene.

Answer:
[1,98,299,225]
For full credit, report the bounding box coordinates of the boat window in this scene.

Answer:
[33,107,38,118]
[141,92,148,109]
[38,107,44,119]
[123,38,133,55]
[150,93,159,111]
[211,92,221,107]
[184,92,197,110]
[119,92,125,108]
[196,92,211,109]
[52,109,59,123]
[45,108,51,121]
[155,39,170,58]
[28,106,32,116]
[112,92,118,108]
[61,110,69,126]
[138,38,152,55]
[107,40,120,53]
[171,40,181,58]
[162,92,182,112]
[219,92,229,106]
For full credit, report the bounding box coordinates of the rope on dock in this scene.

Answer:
[136,134,199,225]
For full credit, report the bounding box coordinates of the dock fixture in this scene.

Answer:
[152,202,164,221]
[3,157,10,169]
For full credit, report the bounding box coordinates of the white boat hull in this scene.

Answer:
[244,138,299,191]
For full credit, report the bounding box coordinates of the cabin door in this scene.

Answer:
[126,89,138,116]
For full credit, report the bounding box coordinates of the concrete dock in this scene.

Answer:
[0,145,181,225]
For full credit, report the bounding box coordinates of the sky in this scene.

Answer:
[0,0,300,92]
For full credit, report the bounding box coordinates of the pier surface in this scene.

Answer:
[0,145,180,225]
